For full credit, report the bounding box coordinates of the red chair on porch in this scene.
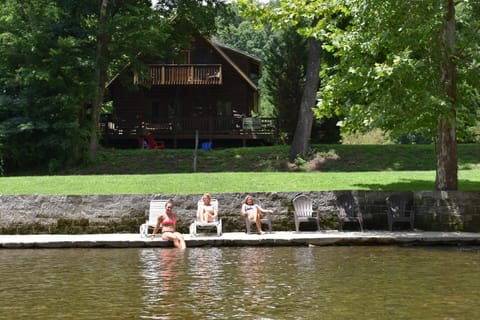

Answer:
[144,133,165,149]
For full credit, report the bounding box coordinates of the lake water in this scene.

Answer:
[1,246,479,319]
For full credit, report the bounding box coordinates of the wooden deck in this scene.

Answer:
[102,116,278,148]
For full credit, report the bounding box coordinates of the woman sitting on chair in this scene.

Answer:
[197,193,217,223]
[152,199,186,249]
[241,195,272,235]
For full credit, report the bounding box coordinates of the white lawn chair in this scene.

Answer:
[139,200,166,237]
[292,195,320,232]
[189,198,222,236]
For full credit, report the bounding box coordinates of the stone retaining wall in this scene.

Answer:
[1,191,480,234]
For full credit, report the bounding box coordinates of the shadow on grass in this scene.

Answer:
[353,179,480,191]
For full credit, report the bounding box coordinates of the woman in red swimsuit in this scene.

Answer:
[152,199,186,249]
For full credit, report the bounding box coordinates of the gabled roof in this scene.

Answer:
[213,41,261,64]
[204,36,258,91]
[106,33,260,91]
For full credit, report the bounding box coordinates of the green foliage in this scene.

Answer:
[340,129,391,145]
[0,0,229,174]
[0,0,95,172]
[214,3,275,116]
[30,143,480,173]
[214,4,272,60]
[317,0,480,140]
[293,154,308,171]
[262,26,307,139]
[239,0,346,156]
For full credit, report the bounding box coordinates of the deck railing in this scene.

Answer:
[134,64,222,85]
[103,116,277,137]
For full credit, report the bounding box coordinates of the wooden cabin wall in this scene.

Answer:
[110,83,146,128]
[108,33,260,128]
[217,46,260,81]
[111,85,254,127]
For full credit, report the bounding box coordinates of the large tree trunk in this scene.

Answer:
[89,0,110,161]
[436,0,457,190]
[288,33,322,163]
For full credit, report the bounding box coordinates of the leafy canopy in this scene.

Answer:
[316,0,480,141]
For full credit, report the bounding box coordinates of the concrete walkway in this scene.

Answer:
[1,230,480,248]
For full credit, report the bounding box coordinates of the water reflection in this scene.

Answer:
[1,246,480,319]
[139,249,186,319]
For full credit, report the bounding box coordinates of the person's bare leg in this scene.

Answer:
[177,234,186,249]
[162,232,186,249]
[173,232,186,249]
[255,208,264,234]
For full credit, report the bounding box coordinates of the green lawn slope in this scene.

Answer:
[1,144,479,194]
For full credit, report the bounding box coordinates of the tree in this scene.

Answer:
[0,0,229,173]
[288,26,321,162]
[89,0,171,161]
[216,7,308,136]
[317,0,480,190]
[0,0,97,172]
[91,0,110,162]
[239,0,340,162]
[214,4,272,61]
[214,4,276,116]
[263,27,308,141]
[437,0,457,190]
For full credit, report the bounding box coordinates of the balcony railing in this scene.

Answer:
[134,64,222,85]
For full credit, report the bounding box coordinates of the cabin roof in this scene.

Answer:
[205,37,258,90]
[106,33,260,91]
[212,40,261,63]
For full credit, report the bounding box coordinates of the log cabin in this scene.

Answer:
[104,32,278,149]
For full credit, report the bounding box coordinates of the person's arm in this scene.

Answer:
[258,205,273,214]
[196,204,203,220]
[241,204,247,215]
[151,214,164,238]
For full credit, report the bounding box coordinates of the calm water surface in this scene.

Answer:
[1,246,479,319]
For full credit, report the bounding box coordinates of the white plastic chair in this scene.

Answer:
[189,198,222,236]
[139,200,166,237]
[292,195,320,232]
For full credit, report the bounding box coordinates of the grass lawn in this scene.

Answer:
[1,143,480,194]
[1,170,480,195]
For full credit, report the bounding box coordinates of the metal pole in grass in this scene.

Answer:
[193,130,198,172]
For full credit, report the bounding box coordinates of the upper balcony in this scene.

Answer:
[134,64,222,86]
